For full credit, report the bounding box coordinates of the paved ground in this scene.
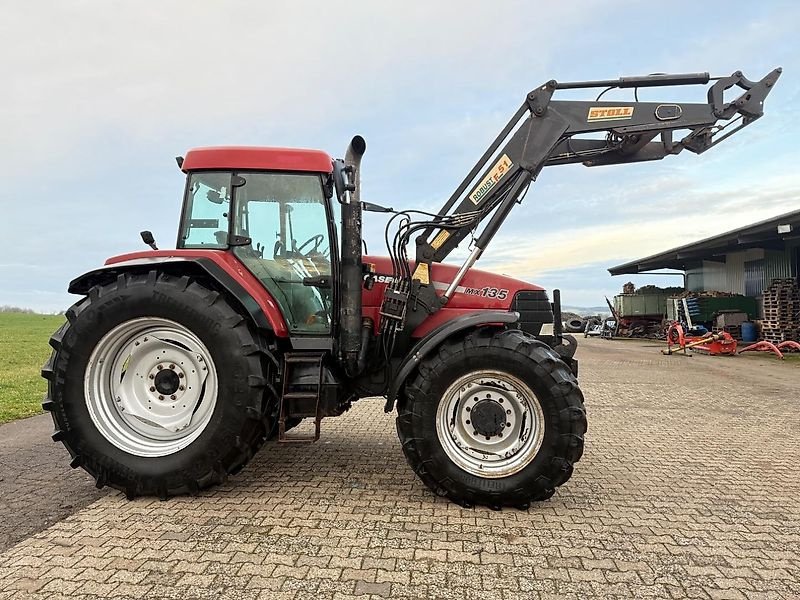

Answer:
[0,415,106,552]
[0,338,798,599]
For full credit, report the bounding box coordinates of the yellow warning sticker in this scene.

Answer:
[412,263,430,285]
[468,154,513,206]
[430,230,451,250]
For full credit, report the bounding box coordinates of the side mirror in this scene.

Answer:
[140,230,158,250]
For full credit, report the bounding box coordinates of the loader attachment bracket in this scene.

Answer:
[709,68,782,120]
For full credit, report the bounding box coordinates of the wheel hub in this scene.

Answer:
[84,318,218,458]
[435,371,546,478]
[114,334,209,433]
[470,399,506,437]
[153,367,181,396]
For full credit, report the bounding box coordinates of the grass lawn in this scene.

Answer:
[0,313,64,424]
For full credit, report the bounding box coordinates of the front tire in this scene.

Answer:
[42,271,269,498]
[397,328,586,509]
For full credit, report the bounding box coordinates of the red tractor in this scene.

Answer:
[43,68,779,508]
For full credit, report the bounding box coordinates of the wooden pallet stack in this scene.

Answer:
[761,278,800,343]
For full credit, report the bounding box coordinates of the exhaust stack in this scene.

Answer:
[341,135,367,376]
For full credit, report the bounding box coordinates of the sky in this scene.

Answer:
[1,1,798,312]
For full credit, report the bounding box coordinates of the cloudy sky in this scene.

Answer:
[1,1,798,312]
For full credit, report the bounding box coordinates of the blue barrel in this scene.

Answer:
[741,321,758,343]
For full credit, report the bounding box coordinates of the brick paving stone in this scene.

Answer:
[0,338,798,598]
[353,580,392,596]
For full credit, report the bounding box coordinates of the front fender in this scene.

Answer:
[383,311,519,412]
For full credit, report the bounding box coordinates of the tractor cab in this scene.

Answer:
[176,147,338,335]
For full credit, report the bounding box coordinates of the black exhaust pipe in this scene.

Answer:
[341,135,366,376]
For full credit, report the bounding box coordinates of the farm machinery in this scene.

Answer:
[663,322,739,356]
[664,322,800,359]
[43,67,780,507]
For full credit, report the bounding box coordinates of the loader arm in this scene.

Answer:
[417,68,782,267]
[373,68,781,336]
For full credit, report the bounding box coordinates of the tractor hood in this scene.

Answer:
[362,255,543,311]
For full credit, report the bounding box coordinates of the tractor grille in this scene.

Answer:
[510,290,553,336]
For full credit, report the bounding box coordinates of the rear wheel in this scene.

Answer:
[42,271,270,498]
[397,328,586,509]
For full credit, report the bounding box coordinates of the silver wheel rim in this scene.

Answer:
[84,317,218,457]
[435,370,545,478]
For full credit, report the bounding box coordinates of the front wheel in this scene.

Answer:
[397,328,586,509]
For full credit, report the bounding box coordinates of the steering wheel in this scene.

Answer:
[295,234,325,256]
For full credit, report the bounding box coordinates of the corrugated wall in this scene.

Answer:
[691,246,796,318]
[764,249,794,287]
[791,240,800,278]
[724,249,764,295]
[765,244,797,282]
[701,260,727,292]
[689,244,797,296]
[686,267,703,292]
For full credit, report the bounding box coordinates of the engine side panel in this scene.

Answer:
[361,255,550,338]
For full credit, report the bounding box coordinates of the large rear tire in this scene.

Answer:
[42,271,270,498]
[397,328,586,509]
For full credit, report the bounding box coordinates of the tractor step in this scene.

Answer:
[282,392,320,400]
[278,352,325,443]
[284,354,325,363]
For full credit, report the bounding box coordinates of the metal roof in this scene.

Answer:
[608,208,800,275]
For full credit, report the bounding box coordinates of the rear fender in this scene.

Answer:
[68,256,289,336]
[383,311,519,412]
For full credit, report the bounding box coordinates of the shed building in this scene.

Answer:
[608,209,800,317]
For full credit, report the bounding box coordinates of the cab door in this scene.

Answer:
[230,171,336,335]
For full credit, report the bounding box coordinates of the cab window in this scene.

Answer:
[178,172,231,248]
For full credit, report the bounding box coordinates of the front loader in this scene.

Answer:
[43,67,780,508]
